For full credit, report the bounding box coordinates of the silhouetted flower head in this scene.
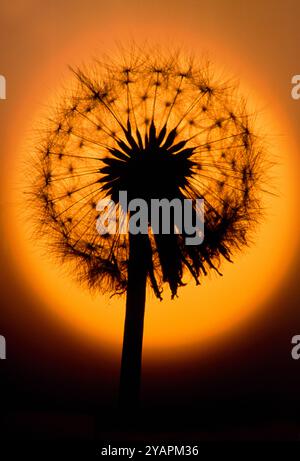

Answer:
[32,46,267,299]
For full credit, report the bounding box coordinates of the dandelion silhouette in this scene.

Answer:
[32,45,267,408]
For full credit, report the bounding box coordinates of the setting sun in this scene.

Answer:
[2,33,299,365]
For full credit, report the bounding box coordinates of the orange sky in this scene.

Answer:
[1,0,300,364]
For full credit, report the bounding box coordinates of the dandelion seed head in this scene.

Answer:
[31,46,269,298]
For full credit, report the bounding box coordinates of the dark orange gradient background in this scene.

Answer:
[1,0,300,370]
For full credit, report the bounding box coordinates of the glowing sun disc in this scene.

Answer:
[3,47,299,361]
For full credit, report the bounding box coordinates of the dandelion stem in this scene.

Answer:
[118,231,149,410]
